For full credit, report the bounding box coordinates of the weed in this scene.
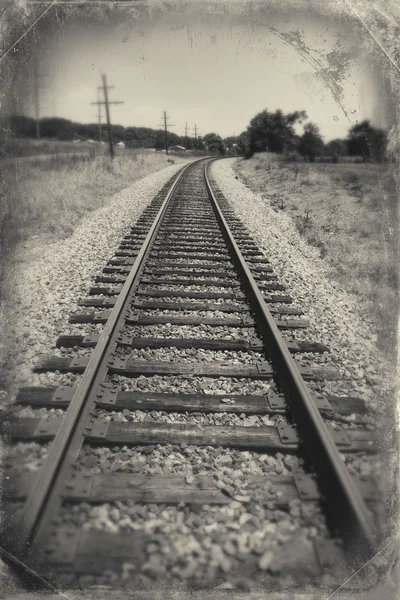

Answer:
[235,152,398,357]
[0,147,187,256]
[301,211,312,227]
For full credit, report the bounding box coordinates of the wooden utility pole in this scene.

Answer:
[158,111,174,155]
[163,112,168,155]
[91,74,124,159]
[97,90,102,143]
[193,125,201,149]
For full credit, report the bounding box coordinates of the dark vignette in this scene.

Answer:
[0,1,398,598]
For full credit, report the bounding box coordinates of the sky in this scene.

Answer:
[19,5,388,142]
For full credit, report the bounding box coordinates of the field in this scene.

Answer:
[234,153,398,356]
[0,140,188,259]
[1,136,96,158]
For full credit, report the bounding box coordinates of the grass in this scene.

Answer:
[235,153,398,356]
[1,136,95,158]
[0,141,188,257]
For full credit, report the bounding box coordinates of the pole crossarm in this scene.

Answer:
[158,111,175,155]
[91,101,124,106]
[90,74,124,159]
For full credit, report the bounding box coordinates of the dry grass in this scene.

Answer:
[0,146,187,255]
[2,136,94,157]
[235,153,398,356]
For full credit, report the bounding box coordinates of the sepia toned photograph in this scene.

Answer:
[0,0,399,598]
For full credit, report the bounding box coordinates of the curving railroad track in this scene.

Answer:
[3,158,380,590]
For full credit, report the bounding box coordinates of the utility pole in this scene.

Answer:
[183,122,188,149]
[157,111,174,155]
[164,112,168,155]
[97,89,102,143]
[193,124,201,149]
[91,74,124,159]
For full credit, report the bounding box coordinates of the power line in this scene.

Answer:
[91,74,124,159]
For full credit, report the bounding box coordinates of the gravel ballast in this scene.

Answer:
[109,375,272,396]
[1,161,193,396]
[209,159,391,533]
[1,158,387,591]
[210,160,388,409]
[123,324,254,340]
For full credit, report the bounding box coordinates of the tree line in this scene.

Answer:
[235,109,387,162]
[6,113,388,162]
[6,115,207,151]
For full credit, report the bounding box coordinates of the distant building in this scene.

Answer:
[169,145,186,153]
[116,141,126,148]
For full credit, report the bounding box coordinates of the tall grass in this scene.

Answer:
[236,153,398,356]
[0,150,186,256]
[1,136,94,158]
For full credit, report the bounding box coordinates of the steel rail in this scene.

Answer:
[204,159,377,564]
[12,159,203,555]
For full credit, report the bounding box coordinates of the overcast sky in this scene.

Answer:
[23,7,385,141]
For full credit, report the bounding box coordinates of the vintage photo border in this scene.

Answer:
[0,0,399,598]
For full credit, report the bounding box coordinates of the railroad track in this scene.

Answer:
[3,158,380,591]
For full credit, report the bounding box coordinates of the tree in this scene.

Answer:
[223,136,238,151]
[40,117,74,140]
[347,120,387,162]
[154,130,164,150]
[203,132,225,155]
[298,123,325,162]
[111,124,125,142]
[326,138,347,159]
[247,109,307,156]
[237,131,250,157]
[167,131,183,147]
[193,136,205,151]
[8,115,36,137]
[124,127,141,147]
